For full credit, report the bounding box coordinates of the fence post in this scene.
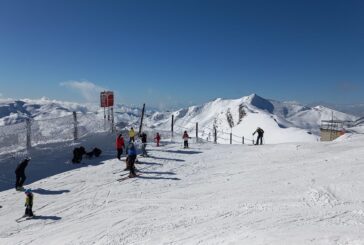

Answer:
[73,111,78,141]
[230,133,232,144]
[196,122,198,143]
[26,118,31,150]
[214,126,217,144]
[171,114,174,141]
[111,107,114,133]
[242,136,244,144]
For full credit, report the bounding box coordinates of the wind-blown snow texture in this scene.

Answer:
[0,131,364,244]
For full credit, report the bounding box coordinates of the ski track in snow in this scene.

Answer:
[1,134,364,244]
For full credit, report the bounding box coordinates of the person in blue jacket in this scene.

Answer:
[127,142,137,178]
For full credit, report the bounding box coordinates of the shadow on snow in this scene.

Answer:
[137,176,181,181]
[0,133,117,192]
[152,149,203,155]
[32,188,70,195]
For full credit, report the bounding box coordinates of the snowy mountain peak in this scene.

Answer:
[244,93,274,113]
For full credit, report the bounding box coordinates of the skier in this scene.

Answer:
[154,132,161,147]
[140,132,148,157]
[253,127,264,145]
[128,127,135,142]
[126,142,137,178]
[116,134,125,160]
[182,131,190,148]
[15,157,31,191]
[24,189,34,217]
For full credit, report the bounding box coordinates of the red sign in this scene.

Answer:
[100,91,114,107]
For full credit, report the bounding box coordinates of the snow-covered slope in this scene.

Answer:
[1,133,364,244]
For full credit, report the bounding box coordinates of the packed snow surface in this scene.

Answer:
[1,132,364,244]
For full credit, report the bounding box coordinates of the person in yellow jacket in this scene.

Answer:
[24,189,34,217]
[128,127,135,142]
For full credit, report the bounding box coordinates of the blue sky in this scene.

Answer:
[0,0,363,109]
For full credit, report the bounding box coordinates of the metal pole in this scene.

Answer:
[26,118,31,150]
[139,103,145,136]
[73,111,78,140]
[196,122,198,143]
[242,136,244,144]
[111,107,114,133]
[103,107,106,131]
[171,114,174,141]
[214,126,217,144]
[230,133,232,144]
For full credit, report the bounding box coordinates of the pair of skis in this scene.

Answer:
[15,214,35,223]
[116,172,142,182]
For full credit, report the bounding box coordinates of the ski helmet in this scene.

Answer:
[25,189,32,194]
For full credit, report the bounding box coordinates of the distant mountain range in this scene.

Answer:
[307,102,364,117]
[0,95,360,144]
[147,94,358,143]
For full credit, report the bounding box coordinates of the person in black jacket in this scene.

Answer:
[253,127,264,145]
[15,157,31,191]
[140,132,148,157]
[72,146,86,163]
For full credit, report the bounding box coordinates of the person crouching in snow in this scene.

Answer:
[24,189,34,217]
[154,132,161,147]
[127,142,137,178]
[182,131,190,148]
[116,134,125,160]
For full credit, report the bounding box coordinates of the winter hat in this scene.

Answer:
[25,189,32,194]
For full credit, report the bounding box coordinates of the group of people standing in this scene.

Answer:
[115,128,194,177]
[115,128,162,178]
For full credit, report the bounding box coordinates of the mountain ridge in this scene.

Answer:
[0,95,359,144]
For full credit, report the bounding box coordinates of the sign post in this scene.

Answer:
[100,91,114,132]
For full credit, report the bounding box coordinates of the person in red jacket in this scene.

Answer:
[154,132,161,147]
[182,131,190,148]
[116,134,125,160]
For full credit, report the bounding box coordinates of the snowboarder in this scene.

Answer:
[15,157,31,191]
[126,142,137,178]
[129,127,135,142]
[154,132,161,147]
[253,127,264,145]
[140,132,148,157]
[182,131,190,148]
[116,134,125,160]
[24,189,34,217]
